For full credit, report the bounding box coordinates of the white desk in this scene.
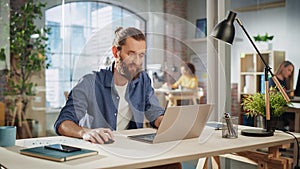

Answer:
[286,102,300,132]
[0,126,299,169]
[155,88,201,106]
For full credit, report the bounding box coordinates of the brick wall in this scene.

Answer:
[163,0,188,83]
[231,83,239,117]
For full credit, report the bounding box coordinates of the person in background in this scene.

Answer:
[268,60,294,97]
[171,62,198,89]
[54,27,181,169]
[268,60,294,131]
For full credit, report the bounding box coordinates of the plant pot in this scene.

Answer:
[264,116,284,131]
[256,42,272,51]
[242,114,254,127]
[256,42,268,51]
[27,118,39,138]
[12,119,38,139]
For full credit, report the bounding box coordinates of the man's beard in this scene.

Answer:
[115,55,143,81]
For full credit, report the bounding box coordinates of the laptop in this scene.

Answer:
[128,104,213,144]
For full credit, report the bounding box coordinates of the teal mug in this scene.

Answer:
[0,126,16,147]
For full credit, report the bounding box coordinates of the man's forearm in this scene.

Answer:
[58,120,88,138]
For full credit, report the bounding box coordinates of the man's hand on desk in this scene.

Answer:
[82,128,115,144]
[58,120,115,144]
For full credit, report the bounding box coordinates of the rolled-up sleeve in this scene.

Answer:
[144,75,165,127]
[54,76,91,135]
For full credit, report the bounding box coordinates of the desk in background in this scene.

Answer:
[286,102,300,132]
[1,126,299,169]
[155,88,202,107]
[291,96,300,103]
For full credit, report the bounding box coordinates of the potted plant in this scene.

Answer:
[0,0,50,138]
[241,88,292,129]
[253,33,274,42]
[253,33,274,50]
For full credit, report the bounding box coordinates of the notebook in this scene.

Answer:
[20,144,98,162]
[128,104,213,143]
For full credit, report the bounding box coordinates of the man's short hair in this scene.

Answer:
[113,27,145,50]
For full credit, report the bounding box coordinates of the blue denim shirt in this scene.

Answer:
[54,64,164,134]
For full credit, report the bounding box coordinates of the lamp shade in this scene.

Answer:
[211,11,237,45]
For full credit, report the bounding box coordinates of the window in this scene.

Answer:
[45,2,146,108]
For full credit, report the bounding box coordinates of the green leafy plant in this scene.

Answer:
[253,33,274,42]
[241,88,292,117]
[0,0,50,96]
[0,0,51,138]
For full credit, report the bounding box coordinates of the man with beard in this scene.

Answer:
[54,27,181,169]
[55,26,164,141]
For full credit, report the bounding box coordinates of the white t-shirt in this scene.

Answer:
[115,82,132,130]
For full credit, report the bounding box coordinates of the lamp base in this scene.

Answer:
[241,129,274,137]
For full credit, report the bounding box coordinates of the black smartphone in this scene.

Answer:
[44,144,81,153]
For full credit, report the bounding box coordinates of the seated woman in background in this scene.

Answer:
[171,62,198,89]
[268,60,294,130]
[268,60,294,97]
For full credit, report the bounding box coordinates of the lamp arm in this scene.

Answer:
[235,18,290,102]
[272,76,291,102]
[265,68,270,121]
[235,18,271,72]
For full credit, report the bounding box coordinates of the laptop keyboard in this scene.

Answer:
[129,133,156,142]
[138,133,156,140]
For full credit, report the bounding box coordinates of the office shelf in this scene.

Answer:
[239,50,285,125]
[239,50,285,95]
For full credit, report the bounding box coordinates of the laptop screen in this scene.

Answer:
[128,104,212,144]
[295,69,300,97]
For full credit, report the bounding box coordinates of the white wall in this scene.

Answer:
[231,0,300,88]
[286,0,300,85]
[185,0,207,79]
[186,0,206,39]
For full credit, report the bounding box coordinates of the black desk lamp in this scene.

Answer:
[211,11,290,137]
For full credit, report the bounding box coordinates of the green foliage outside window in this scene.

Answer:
[0,0,50,96]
